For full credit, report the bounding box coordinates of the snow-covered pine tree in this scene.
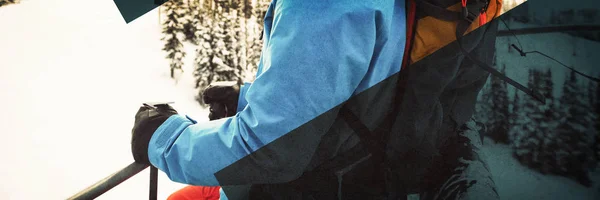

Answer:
[242,0,253,19]
[182,0,200,45]
[553,70,595,187]
[489,65,511,144]
[194,0,213,89]
[542,69,557,112]
[538,68,560,174]
[217,0,244,83]
[227,0,245,83]
[190,0,269,106]
[586,79,600,168]
[194,0,219,91]
[0,0,19,7]
[509,91,524,145]
[193,0,245,106]
[514,69,545,170]
[232,0,248,83]
[244,0,269,81]
[474,79,494,133]
[162,0,187,79]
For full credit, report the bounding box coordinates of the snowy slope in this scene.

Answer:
[0,0,208,199]
[482,138,600,200]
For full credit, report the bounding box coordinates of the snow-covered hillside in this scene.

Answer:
[0,0,208,199]
[482,138,600,200]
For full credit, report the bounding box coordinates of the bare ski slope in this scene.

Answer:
[0,0,598,200]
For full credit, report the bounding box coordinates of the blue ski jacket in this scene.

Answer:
[147,0,407,192]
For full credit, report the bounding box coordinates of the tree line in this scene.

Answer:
[160,0,270,105]
[476,65,600,187]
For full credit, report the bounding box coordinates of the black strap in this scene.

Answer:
[415,0,482,23]
[335,56,412,198]
[287,143,378,192]
[338,105,386,163]
[415,0,463,21]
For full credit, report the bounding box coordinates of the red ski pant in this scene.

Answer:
[167,186,220,200]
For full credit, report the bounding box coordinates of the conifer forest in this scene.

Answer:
[160,0,269,105]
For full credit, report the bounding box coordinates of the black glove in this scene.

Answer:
[131,104,178,164]
[202,81,241,120]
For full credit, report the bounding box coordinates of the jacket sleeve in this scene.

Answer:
[236,82,251,113]
[147,0,378,186]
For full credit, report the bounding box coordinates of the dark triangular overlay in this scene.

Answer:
[214,0,600,199]
[213,2,510,200]
[113,0,167,24]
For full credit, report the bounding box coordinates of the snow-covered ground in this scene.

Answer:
[0,0,599,200]
[0,0,206,199]
[482,138,600,200]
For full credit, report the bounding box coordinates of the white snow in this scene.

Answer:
[0,0,207,199]
[482,138,600,200]
[0,0,598,200]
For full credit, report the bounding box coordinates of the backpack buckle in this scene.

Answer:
[461,6,479,23]
[462,0,490,24]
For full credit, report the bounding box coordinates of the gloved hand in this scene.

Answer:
[131,104,178,164]
[202,81,241,120]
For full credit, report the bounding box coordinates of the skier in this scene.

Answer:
[131,0,507,199]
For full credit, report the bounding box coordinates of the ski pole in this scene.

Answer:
[68,162,154,200]
[69,102,175,199]
[149,166,158,200]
